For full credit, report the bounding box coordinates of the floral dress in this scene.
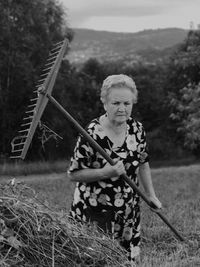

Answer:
[68,114,149,261]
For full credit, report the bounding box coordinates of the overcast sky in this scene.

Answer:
[59,0,200,32]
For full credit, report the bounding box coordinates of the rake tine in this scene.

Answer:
[53,40,64,47]
[10,156,22,159]
[11,149,24,153]
[44,62,55,67]
[49,51,60,57]
[46,56,59,62]
[18,129,29,133]
[42,66,53,72]
[21,122,32,127]
[50,46,62,52]
[25,110,35,114]
[40,73,49,77]
[37,79,46,83]
[30,98,38,102]
[27,104,36,108]
[23,116,33,121]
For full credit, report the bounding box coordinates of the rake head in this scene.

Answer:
[10,39,69,160]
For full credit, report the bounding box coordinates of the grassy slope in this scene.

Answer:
[1,164,200,266]
[140,165,200,266]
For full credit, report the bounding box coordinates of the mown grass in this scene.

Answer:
[0,163,200,266]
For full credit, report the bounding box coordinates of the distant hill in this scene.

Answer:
[67,28,188,65]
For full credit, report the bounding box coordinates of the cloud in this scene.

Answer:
[75,5,169,18]
[60,0,200,31]
[64,0,172,16]
[61,0,174,27]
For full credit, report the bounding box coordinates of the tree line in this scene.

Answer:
[0,0,200,163]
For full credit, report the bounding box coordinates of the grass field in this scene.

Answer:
[1,163,200,266]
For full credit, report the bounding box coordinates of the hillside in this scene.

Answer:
[67,28,188,64]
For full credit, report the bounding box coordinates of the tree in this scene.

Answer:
[170,82,200,151]
[166,30,200,95]
[0,0,72,157]
[168,30,200,153]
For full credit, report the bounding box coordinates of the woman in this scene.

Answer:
[68,74,162,263]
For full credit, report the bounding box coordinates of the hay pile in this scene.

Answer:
[0,180,130,267]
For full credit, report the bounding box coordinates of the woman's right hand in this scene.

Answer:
[102,159,126,178]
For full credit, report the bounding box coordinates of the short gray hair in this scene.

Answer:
[100,74,138,104]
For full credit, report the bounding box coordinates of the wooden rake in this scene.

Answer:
[11,39,185,242]
[11,39,68,159]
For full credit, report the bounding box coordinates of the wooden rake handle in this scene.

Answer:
[44,92,185,242]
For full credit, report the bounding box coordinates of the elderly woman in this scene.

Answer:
[68,74,162,263]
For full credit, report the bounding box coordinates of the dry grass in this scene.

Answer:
[0,180,130,267]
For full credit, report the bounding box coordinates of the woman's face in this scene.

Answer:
[104,87,134,125]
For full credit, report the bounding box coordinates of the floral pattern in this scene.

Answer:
[68,114,149,261]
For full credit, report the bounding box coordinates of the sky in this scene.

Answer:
[59,0,200,33]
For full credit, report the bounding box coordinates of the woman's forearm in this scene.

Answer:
[69,160,125,183]
[139,162,156,197]
[69,168,111,183]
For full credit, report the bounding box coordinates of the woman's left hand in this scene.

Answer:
[148,195,162,210]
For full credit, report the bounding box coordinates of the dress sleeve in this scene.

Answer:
[138,124,149,164]
[68,134,94,173]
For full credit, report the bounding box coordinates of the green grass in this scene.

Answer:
[0,160,68,176]
[1,164,200,266]
[140,165,200,266]
[1,156,199,176]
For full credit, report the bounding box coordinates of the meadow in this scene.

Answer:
[0,162,200,266]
